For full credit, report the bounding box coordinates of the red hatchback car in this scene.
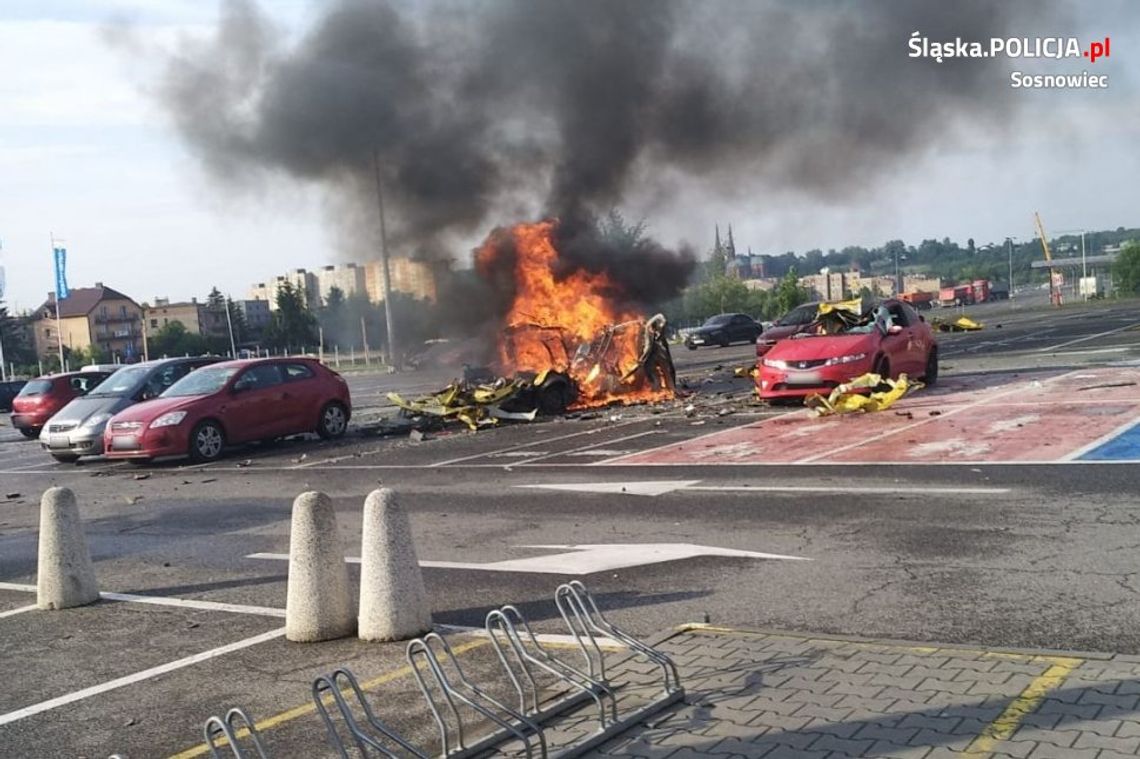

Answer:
[756,299,938,401]
[103,358,351,463]
[10,370,114,438]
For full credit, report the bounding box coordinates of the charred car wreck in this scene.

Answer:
[387,314,677,431]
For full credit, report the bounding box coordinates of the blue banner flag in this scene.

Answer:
[53,246,69,300]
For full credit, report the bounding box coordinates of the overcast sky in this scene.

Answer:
[1,1,1136,312]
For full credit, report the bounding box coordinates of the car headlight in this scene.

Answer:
[762,359,788,369]
[150,411,188,428]
[82,413,112,429]
[823,353,868,367]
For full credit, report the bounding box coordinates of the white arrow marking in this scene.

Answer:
[516,481,1009,496]
[246,541,808,576]
[517,480,701,496]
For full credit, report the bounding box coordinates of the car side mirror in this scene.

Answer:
[232,380,251,394]
[887,325,903,335]
[919,314,926,322]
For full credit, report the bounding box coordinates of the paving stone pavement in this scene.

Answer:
[584,626,1140,759]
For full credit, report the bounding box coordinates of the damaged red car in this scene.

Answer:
[755,299,938,400]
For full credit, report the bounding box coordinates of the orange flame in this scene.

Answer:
[475,220,674,408]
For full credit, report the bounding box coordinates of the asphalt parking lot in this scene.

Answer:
[2,296,1140,757]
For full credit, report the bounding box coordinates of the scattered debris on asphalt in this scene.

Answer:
[4,492,20,500]
[133,474,150,481]
[806,373,922,416]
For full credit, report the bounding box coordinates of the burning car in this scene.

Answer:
[390,314,676,429]
[388,220,679,430]
[755,298,938,400]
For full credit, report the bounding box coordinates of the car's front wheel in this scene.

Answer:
[18,427,38,439]
[317,402,348,440]
[189,420,226,463]
[923,348,939,385]
[51,453,80,464]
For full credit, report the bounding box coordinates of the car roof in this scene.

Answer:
[205,357,321,370]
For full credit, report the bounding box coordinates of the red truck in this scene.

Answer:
[899,291,935,310]
[938,280,995,307]
[938,285,973,307]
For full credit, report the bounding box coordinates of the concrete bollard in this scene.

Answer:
[358,488,432,642]
[37,487,100,610]
[285,491,355,642]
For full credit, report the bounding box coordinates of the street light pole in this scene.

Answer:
[1007,238,1014,300]
[1081,232,1088,301]
[371,149,398,370]
[224,296,237,357]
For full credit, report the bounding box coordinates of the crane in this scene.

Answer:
[1034,211,1063,307]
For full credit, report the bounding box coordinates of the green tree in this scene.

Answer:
[1112,241,1140,296]
[0,304,36,370]
[775,268,808,315]
[151,320,208,357]
[265,281,319,351]
[225,297,249,344]
[317,286,349,349]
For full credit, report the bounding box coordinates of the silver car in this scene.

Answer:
[40,357,220,462]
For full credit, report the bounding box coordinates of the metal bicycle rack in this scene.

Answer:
[315,582,683,759]
[554,581,682,695]
[312,667,428,759]
[203,707,270,759]
[178,583,686,759]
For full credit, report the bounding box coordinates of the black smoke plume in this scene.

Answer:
[150,0,1062,311]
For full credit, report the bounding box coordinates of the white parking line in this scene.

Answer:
[1038,322,1140,353]
[430,420,646,467]
[0,604,37,619]
[100,592,286,618]
[0,583,286,618]
[0,628,285,727]
[511,430,663,465]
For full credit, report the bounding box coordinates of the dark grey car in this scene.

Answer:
[40,357,221,462]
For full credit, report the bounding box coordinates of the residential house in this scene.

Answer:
[33,283,143,363]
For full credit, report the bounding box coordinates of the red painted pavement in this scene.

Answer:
[602,367,1140,466]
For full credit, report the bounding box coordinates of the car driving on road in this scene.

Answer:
[40,357,221,463]
[755,299,938,401]
[103,357,351,463]
[684,313,763,349]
